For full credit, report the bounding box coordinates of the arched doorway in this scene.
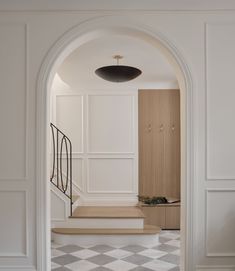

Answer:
[36,16,194,271]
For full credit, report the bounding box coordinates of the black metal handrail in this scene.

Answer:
[50,123,73,216]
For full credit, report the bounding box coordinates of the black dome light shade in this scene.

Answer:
[95,55,142,83]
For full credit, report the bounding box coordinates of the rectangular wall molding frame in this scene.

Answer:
[0,23,28,181]
[0,190,28,258]
[205,22,235,180]
[87,158,136,194]
[206,189,235,257]
[55,94,84,154]
[87,94,136,154]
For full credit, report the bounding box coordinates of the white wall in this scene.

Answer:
[0,4,235,271]
[52,90,138,205]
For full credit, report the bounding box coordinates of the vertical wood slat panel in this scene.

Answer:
[138,89,180,198]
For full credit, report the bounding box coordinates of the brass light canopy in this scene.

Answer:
[95,55,142,83]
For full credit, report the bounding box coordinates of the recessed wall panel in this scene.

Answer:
[88,158,134,193]
[0,191,26,256]
[0,24,27,180]
[56,95,83,153]
[206,23,235,179]
[88,95,134,153]
[207,190,235,256]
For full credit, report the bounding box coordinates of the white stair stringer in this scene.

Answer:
[50,182,81,225]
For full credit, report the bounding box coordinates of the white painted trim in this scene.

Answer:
[36,16,194,271]
[196,265,235,271]
[0,267,36,271]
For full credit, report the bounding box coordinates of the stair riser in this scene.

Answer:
[52,232,159,247]
[52,218,144,229]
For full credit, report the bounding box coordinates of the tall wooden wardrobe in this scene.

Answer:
[138,89,180,229]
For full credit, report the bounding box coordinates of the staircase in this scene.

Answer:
[50,123,160,246]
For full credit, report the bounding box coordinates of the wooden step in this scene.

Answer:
[71,206,145,219]
[52,225,160,235]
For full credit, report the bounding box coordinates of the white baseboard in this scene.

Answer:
[0,267,36,271]
[196,266,235,271]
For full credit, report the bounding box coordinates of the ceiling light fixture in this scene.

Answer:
[95,55,142,83]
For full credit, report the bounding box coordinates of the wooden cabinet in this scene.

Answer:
[140,203,180,230]
[138,89,180,229]
[138,89,180,199]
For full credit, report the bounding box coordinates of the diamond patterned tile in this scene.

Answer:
[121,245,146,253]
[89,245,114,253]
[51,249,66,258]
[52,242,64,249]
[123,254,152,265]
[143,259,176,271]
[57,244,83,253]
[88,254,116,265]
[104,259,137,271]
[51,262,60,270]
[52,254,80,266]
[159,236,172,244]
[165,240,180,248]
[158,254,180,265]
[160,232,179,240]
[138,248,168,259]
[66,259,98,271]
[71,249,99,259]
[171,249,180,256]
[51,230,181,271]
[153,244,179,253]
[104,249,133,259]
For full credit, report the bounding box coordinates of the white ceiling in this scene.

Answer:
[55,34,178,91]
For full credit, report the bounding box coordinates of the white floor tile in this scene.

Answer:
[71,249,99,259]
[104,259,137,271]
[138,249,168,259]
[143,259,176,271]
[104,249,133,259]
[165,240,180,248]
[66,259,98,271]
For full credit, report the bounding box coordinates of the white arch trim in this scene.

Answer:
[36,15,195,271]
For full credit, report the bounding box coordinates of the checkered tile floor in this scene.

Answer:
[51,230,180,271]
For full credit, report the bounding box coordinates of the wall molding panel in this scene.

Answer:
[0,23,28,181]
[206,189,235,257]
[52,90,138,204]
[205,22,235,180]
[0,190,28,258]
[87,93,136,154]
[87,158,136,194]
[55,94,84,154]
